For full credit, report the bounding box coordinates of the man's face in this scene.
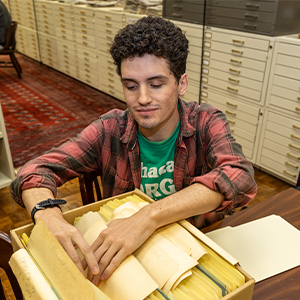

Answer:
[121,54,187,142]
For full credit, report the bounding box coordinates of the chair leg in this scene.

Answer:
[9,53,22,79]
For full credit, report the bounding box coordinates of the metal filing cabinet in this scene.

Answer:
[171,19,203,103]
[200,26,274,163]
[164,0,300,36]
[257,36,300,184]
[163,0,205,24]
[96,8,125,102]
[73,5,99,88]
[53,2,75,43]
[35,0,56,37]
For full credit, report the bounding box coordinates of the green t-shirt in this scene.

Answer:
[138,118,180,200]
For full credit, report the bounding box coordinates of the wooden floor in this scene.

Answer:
[0,166,293,299]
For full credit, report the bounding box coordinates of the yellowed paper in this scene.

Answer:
[135,232,198,294]
[112,201,141,219]
[9,249,58,300]
[74,211,104,235]
[98,255,158,300]
[83,219,107,246]
[80,216,158,300]
[27,220,95,300]
[86,280,112,300]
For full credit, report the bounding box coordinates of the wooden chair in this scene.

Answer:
[79,171,102,205]
[0,231,23,300]
[0,21,22,79]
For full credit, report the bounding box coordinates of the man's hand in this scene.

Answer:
[84,205,156,286]
[34,207,100,277]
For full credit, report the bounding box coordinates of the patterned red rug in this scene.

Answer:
[0,54,127,168]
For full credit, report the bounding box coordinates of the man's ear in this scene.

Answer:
[178,73,188,96]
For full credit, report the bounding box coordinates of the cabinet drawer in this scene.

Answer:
[203,58,264,82]
[203,49,266,72]
[75,22,95,32]
[276,54,300,71]
[201,88,260,119]
[269,93,300,117]
[274,64,300,82]
[164,0,204,23]
[202,67,263,91]
[96,11,123,23]
[73,6,95,18]
[204,28,270,51]
[73,14,95,25]
[53,4,73,14]
[173,20,203,40]
[202,76,261,102]
[272,75,300,93]
[206,7,274,26]
[204,40,268,62]
[277,42,300,59]
[206,0,275,12]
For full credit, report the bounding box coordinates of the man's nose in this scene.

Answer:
[138,86,151,105]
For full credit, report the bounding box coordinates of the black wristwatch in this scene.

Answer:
[31,198,67,224]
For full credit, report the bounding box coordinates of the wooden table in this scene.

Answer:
[202,187,300,300]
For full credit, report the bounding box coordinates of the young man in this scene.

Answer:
[10,16,257,286]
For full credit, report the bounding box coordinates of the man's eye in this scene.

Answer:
[151,84,162,88]
[126,85,137,90]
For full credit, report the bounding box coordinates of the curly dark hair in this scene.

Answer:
[110,15,189,83]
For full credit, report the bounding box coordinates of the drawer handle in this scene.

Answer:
[228,77,240,84]
[85,63,90,67]
[227,86,238,92]
[291,134,300,140]
[232,39,244,45]
[245,3,260,9]
[226,101,237,108]
[61,24,66,28]
[229,68,241,74]
[232,49,243,55]
[82,29,87,33]
[287,153,300,160]
[81,17,86,21]
[245,13,258,19]
[82,35,87,39]
[172,5,183,9]
[230,59,242,65]
[295,107,300,112]
[106,22,112,26]
[105,15,112,20]
[289,143,300,150]
[283,170,297,177]
[228,120,235,125]
[106,29,112,33]
[84,58,89,61]
[85,69,90,73]
[293,124,300,130]
[231,129,234,133]
[84,51,89,55]
[285,161,298,169]
[298,96,300,101]
[244,23,257,29]
[83,41,88,45]
[108,66,114,70]
[80,11,86,14]
[108,78,114,83]
[226,110,236,117]
[172,13,182,17]
[109,84,114,88]
[108,72,114,76]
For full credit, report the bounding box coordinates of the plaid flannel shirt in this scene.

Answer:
[10,99,257,229]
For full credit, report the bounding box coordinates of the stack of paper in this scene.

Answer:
[206,215,300,282]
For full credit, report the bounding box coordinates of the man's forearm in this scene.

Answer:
[145,183,224,230]
[22,187,56,220]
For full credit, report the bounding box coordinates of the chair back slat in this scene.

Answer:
[3,21,17,51]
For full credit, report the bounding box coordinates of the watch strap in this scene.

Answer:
[31,198,67,224]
